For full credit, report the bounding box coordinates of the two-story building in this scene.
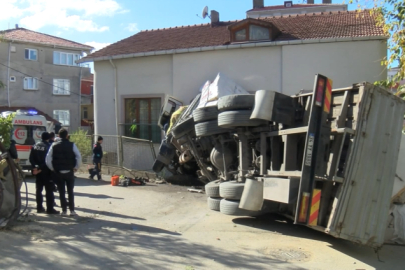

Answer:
[80,5,387,143]
[0,26,93,131]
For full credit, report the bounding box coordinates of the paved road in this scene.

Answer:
[0,174,404,270]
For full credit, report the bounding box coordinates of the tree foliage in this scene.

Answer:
[69,129,93,159]
[0,113,15,149]
[351,0,405,93]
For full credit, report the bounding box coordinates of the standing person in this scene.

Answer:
[48,132,58,205]
[46,128,81,216]
[49,132,55,144]
[29,132,59,214]
[89,136,103,181]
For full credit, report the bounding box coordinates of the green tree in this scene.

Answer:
[69,129,93,162]
[0,112,15,149]
[351,0,404,92]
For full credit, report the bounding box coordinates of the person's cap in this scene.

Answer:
[41,132,50,141]
[98,136,103,141]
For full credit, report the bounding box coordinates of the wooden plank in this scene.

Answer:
[303,96,312,126]
[260,132,268,175]
[329,106,358,119]
[267,126,308,137]
[266,170,302,177]
[335,91,350,129]
[331,92,359,105]
[326,133,345,181]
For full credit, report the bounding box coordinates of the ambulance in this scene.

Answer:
[2,110,53,169]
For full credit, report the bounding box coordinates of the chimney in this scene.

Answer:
[211,10,219,24]
[322,0,332,3]
[307,0,314,4]
[253,0,264,9]
[15,24,19,29]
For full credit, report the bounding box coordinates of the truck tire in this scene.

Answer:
[219,181,245,200]
[205,180,221,197]
[172,117,195,139]
[152,160,165,173]
[195,120,230,137]
[218,94,255,112]
[220,199,258,216]
[218,110,267,128]
[207,197,221,211]
[192,106,219,123]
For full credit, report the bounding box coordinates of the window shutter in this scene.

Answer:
[25,49,29,59]
[24,78,28,89]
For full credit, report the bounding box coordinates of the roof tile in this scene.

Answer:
[84,10,385,60]
[1,28,93,51]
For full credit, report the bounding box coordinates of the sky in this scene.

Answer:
[0,0,364,55]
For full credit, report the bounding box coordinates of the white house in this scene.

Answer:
[79,8,387,143]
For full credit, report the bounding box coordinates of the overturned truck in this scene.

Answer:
[153,75,405,247]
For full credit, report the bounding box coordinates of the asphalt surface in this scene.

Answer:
[0,174,404,270]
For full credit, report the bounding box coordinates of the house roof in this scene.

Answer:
[0,28,93,51]
[247,4,341,12]
[81,10,385,62]
[0,106,62,125]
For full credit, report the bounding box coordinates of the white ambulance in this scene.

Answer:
[2,110,53,169]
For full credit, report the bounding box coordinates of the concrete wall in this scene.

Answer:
[0,41,90,131]
[93,39,386,137]
[281,40,387,94]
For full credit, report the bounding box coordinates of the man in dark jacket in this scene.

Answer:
[89,136,103,181]
[29,132,59,214]
[46,128,81,216]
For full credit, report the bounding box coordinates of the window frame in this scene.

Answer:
[83,106,88,119]
[124,97,162,143]
[232,24,271,42]
[23,77,39,90]
[53,110,70,126]
[24,48,38,61]
[53,78,71,95]
[53,51,81,66]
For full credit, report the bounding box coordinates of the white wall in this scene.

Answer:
[172,46,282,104]
[282,40,387,95]
[94,39,386,136]
[94,55,173,135]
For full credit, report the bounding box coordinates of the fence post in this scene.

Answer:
[116,135,122,167]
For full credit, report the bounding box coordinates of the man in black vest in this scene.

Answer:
[29,132,59,214]
[46,128,82,216]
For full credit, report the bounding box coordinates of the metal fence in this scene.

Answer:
[69,134,157,172]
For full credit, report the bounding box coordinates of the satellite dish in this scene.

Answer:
[202,6,209,19]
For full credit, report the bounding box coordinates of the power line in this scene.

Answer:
[0,61,89,97]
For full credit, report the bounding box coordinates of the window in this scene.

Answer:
[235,29,246,41]
[54,110,70,126]
[124,98,161,143]
[53,51,81,66]
[25,49,37,61]
[24,77,38,90]
[249,25,270,40]
[53,79,70,95]
[83,106,88,119]
[229,19,278,43]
